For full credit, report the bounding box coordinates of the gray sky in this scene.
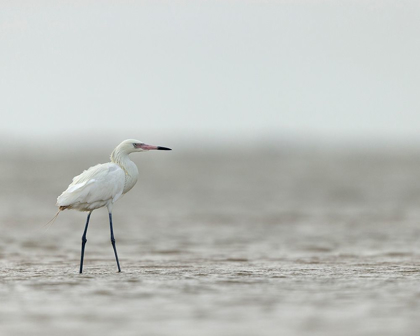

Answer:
[1,0,419,146]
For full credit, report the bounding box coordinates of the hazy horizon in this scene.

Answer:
[1,0,419,148]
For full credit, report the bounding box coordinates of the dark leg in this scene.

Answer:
[79,211,92,274]
[109,213,121,272]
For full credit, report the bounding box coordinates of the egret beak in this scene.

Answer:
[139,144,172,151]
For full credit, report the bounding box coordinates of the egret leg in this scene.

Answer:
[79,211,92,274]
[109,213,121,272]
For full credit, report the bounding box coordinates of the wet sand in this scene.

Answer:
[1,146,420,335]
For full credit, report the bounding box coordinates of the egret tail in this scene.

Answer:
[45,209,61,227]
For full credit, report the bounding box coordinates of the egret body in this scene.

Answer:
[56,139,171,273]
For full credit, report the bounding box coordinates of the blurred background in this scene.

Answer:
[1,0,419,148]
[1,1,420,336]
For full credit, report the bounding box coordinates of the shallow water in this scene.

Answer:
[1,147,420,335]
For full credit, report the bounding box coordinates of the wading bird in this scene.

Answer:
[55,139,171,273]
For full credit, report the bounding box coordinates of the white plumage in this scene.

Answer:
[55,139,172,273]
[57,163,125,211]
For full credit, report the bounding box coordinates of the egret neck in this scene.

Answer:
[110,145,139,194]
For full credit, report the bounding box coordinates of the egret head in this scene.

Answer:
[132,140,172,152]
[116,139,172,154]
[111,139,171,163]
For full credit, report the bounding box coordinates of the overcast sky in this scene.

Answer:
[1,0,419,147]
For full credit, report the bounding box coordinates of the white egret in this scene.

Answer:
[55,139,172,273]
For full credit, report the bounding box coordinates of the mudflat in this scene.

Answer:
[1,146,420,336]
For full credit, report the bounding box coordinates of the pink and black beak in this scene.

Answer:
[136,143,172,151]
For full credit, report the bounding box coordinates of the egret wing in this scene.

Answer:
[57,163,125,209]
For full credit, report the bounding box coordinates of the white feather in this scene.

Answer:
[57,163,125,211]
[56,139,170,214]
